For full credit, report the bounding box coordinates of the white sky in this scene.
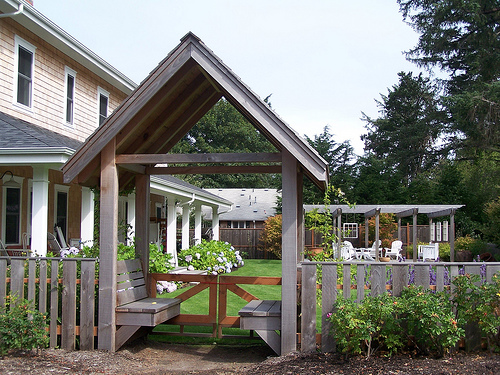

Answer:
[36,0,421,155]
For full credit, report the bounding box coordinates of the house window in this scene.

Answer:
[342,223,358,238]
[97,87,109,126]
[4,187,21,244]
[231,221,251,228]
[14,36,36,108]
[64,67,76,125]
[54,187,68,241]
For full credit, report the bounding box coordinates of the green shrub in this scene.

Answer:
[439,243,450,261]
[328,293,404,358]
[453,273,500,351]
[455,236,488,258]
[178,240,243,274]
[117,242,173,274]
[0,295,49,355]
[401,286,464,356]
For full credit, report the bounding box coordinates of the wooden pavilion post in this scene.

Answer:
[98,139,119,351]
[375,209,380,261]
[412,208,418,261]
[281,150,298,354]
[297,170,304,263]
[450,209,456,262]
[135,174,150,278]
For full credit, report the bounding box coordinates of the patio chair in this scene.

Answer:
[385,240,403,261]
[0,239,11,264]
[55,226,68,248]
[340,241,357,260]
[48,232,68,256]
[361,240,382,260]
[418,243,439,261]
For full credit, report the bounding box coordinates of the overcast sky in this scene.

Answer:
[36,0,421,154]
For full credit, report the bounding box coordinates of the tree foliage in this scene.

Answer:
[361,71,444,186]
[170,98,278,188]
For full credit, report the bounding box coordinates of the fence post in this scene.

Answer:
[61,260,77,350]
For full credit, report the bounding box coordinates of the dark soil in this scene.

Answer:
[1,341,499,374]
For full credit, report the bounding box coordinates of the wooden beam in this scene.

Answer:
[281,149,297,354]
[122,75,211,155]
[396,208,418,218]
[146,165,282,175]
[116,152,282,165]
[98,139,118,351]
[118,164,146,175]
[427,208,456,218]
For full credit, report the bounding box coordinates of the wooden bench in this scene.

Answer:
[238,299,281,355]
[115,259,181,350]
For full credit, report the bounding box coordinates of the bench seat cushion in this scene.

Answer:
[116,297,181,314]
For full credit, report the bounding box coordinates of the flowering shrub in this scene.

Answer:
[59,246,81,258]
[178,240,243,275]
[258,215,282,259]
[0,295,49,355]
[328,286,464,358]
[156,281,178,294]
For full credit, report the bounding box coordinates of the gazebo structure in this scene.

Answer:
[304,204,464,261]
[62,32,329,353]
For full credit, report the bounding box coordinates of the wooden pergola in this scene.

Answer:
[62,32,329,353]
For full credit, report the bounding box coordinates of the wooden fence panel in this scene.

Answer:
[321,264,336,352]
[10,259,25,302]
[50,259,59,348]
[301,263,317,353]
[80,260,96,350]
[39,260,48,313]
[415,264,430,289]
[61,260,77,350]
[371,264,385,297]
[342,264,351,298]
[28,259,36,302]
[0,259,6,305]
[356,264,365,302]
[392,264,407,297]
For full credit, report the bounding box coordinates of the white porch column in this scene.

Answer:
[31,166,49,256]
[166,197,178,266]
[182,204,190,249]
[126,193,136,246]
[194,204,202,244]
[80,187,94,248]
[212,207,220,241]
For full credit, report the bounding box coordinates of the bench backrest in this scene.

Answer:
[116,259,148,307]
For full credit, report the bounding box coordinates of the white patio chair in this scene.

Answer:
[362,240,382,260]
[418,243,439,261]
[385,240,403,261]
[48,232,69,256]
[340,241,357,260]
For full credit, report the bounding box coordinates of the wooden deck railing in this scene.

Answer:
[300,261,500,353]
[0,256,98,350]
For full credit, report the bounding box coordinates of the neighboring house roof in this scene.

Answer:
[0,0,136,94]
[151,175,232,209]
[204,188,279,221]
[62,32,329,190]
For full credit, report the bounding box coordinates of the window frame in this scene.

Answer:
[97,86,109,126]
[54,185,69,242]
[2,176,23,246]
[13,35,36,110]
[64,66,76,126]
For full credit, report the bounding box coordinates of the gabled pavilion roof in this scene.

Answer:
[62,32,329,189]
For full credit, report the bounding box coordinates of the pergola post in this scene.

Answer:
[297,170,304,263]
[397,216,402,241]
[412,208,418,261]
[212,207,220,241]
[135,174,150,275]
[182,205,190,249]
[194,204,202,244]
[364,217,369,248]
[450,209,456,262]
[375,209,380,261]
[336,209,342,257]
[281,150,298,354]
[31,166,49,256]
[98,140,118,351]
[166,197,177,265]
